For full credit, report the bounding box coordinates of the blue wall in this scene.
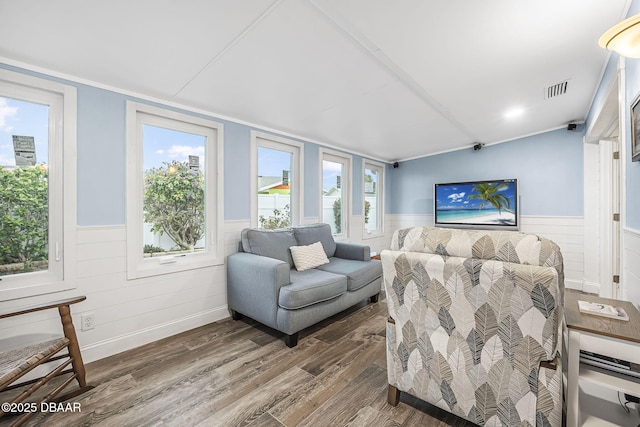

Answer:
[76,85,127,224]
[1,63,380,225]
[388,128,585,216]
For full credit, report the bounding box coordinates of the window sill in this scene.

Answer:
[127,253,224,280]
[362,231,384,241]
[0,280,75,303]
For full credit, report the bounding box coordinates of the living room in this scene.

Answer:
[2,1,640,426]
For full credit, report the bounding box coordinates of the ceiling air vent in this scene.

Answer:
[545,80,569,99]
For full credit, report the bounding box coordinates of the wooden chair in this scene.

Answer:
[0,296,94,426]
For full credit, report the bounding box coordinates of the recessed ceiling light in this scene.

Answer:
[504,108,524,119]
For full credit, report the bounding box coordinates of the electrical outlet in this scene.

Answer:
[81,313,95,331]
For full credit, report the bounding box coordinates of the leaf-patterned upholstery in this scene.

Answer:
[382,226,563,427]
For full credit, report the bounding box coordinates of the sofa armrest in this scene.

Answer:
[334,242,371,261]
[227,252,291,329]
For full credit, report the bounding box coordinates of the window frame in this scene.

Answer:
[362,159,385,239]
[319,148,351,239]
[250,131,304,228]
[0,69,77,301]
[126,101,224,280]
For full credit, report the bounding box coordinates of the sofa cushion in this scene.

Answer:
[290,241,330,271]
[317,258,382,291]
[293,223,336,258]
[241,228,296,267]
[279,269,346,310]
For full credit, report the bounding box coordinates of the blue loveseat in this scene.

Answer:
[227,223,382,347]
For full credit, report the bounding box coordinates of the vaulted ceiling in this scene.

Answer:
[0,0,630,161]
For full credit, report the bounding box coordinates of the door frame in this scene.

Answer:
[584,71,621,298]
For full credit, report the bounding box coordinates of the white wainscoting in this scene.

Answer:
[519,217,584,291]
[75,222,251,363]
[385,215,584,291]
[622,228,640,307]
[0,221,250,364]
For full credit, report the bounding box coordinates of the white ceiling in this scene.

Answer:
[0,0,630,161]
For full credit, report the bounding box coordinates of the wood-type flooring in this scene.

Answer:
[2,298,475,426]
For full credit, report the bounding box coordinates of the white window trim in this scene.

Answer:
[319,148,351,239]
[126,101,224,280]
[362,159,385,240]
[0,69,77,302]
[250,131,304,228]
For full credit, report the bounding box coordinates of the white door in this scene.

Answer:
[598,138,621,299]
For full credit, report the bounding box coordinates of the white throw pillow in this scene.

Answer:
[289,241,330,271]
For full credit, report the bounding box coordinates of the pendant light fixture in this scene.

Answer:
[599,13,640,58]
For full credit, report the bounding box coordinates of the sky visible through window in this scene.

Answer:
[258,146,290,179]
[322,160,341,191]
[143,125,206,172]
[0,97,48,167]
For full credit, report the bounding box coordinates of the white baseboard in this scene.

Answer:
[581,281,601,295]
[80,305,229,363]
[565,279,585,291]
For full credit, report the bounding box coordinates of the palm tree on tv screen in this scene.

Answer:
[467,182,511,214]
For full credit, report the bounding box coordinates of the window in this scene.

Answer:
[251,131,303,228]
[320,149,351,237]
[0,69,77,300]
[126,102,223,279]
[363,160,384,237]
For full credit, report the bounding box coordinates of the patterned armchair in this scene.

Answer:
[381,226,564,427]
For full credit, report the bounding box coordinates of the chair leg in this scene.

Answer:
[285,332,299,348]
[388,384,400,406]
[59,304,87,388]
[230,310,243,321]
[370,292,380,303]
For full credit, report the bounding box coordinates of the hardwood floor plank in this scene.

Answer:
[299,337,361,376]
[344,406,401,427]
[198,367,314,427]
[271,335,386,426]
[181,317,260,351]
[85,316,261,386]
[30,373,140,426]
[157,338,327,426]
[296,364,389,427]
[89,364,226,426]
[25,330,256,426]
[151,342,293,427]
[212,337,328,410]
[311,302,387,344]
[246,413,285,427]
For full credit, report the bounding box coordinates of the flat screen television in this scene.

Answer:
[434,179,519,230]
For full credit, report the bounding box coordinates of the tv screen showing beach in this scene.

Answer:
[434,179,518,229]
